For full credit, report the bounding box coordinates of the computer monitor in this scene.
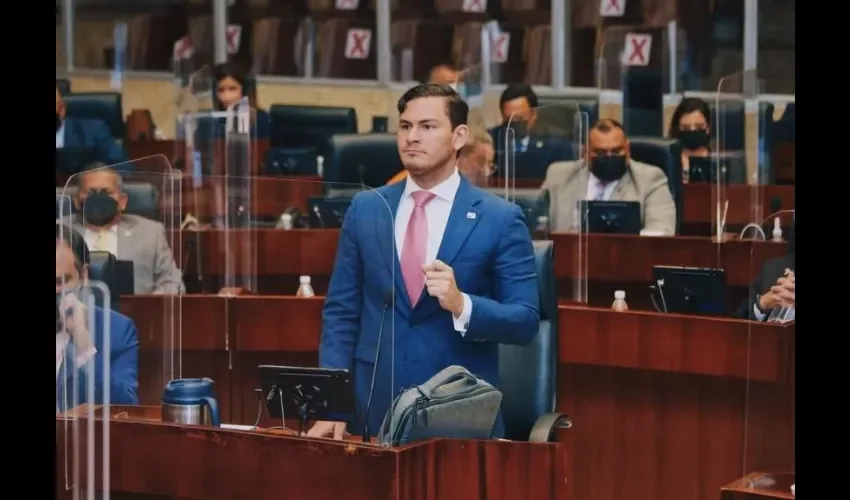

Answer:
[688,156,728,184]
[307,197,352,228]
[652,265,727,315]
[56,147,99,175]
[264,147,318,176]
[579,200,641,235]
[258,365,355,433]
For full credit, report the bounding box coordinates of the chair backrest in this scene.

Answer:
[64,92,125,140]
[268,104,357,153]
[56,78,72,96]
[55,182,159,221]
[498,240,558,441]
[628,137,681,233]
[324,133,402,195]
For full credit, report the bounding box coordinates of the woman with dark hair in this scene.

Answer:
[668,97,712,183]
[212,62,270,140]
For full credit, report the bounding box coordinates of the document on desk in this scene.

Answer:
[221,423,255,431]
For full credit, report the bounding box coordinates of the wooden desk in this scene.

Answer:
[721,472,795,499]
[126,139,270,176]
[119,297,795,500]
[56,405,568,500]
[681,183,795,234]
[173,231,786,306]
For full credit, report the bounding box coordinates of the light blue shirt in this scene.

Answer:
[56,120,66,148]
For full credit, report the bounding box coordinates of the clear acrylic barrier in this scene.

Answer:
[716,73,796,479]
[571,111,591,304]
[597,24,681,134]
[55,280,114,499]
[177,175,398,446]
[57,159,183,498]
[500,103,580,231]
[176,62,257,292]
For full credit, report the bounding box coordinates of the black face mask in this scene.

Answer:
[678,129,710,150]
[56,113,62,132]
[81,191,119,226]
[590,155,628,183]
[505,119,528,138]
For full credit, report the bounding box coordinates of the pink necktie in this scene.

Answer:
[401,191,436,306]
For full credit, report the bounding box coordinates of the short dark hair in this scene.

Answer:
[56,223,90,271]
[668,97,711,138]
[591,118,625,134]
[212,62,256,109]
[499,84,539,111]
[397,84,468,129]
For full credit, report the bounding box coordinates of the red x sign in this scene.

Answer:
[462,0,487,13]
[622,33,652,67]
[345,29,372,60]
[226,25,242,54]
[335,0,359,10]
[491,33,510,64]
[600,0,626,17]
[173,36,193,61]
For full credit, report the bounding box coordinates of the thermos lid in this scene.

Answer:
[162,378,214,404]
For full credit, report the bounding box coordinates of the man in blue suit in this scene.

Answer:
[488,84,575,169]
[56,224,139,412]
[308,84,540,440]
[56,86,129,171]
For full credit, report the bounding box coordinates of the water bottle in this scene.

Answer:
[611,290,628,312]
[316,155,325,177]
[276,213,293,230]
[296,276,315,297]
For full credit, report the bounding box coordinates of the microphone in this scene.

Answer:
[362,288,394,443]
[357,164,367,191]
[312,204,325,228]
[738,203,796,240]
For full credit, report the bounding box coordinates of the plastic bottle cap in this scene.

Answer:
[614,290,625,300]
[299,275,311,284]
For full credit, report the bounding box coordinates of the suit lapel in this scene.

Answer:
[435,178,482,266]
[374,183,409,310]
[610,174,632,201]
[115,217,138,261]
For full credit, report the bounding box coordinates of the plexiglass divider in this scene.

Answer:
[572,111,591,304]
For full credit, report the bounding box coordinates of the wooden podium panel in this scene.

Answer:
[56,405,568,500]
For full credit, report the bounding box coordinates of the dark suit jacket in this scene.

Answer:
[57,307,139,411]
[60,117,129,168]
[319,176,540,438]
[736,254,795,320]
[194,108,271,141]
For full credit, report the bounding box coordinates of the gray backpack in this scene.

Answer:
[377,365,503,446]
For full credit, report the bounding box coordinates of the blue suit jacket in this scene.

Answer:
[61,117,130,169]
[488,126,575,163]
[319,176,540,438]
[57,307,139,411]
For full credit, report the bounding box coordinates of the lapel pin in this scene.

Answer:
[466,212,476,220]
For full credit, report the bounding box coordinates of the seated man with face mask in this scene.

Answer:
[58,165,185,294]
[56,224,139,411]
[541,118,677,235]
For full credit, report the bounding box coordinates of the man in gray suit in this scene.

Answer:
[542,119,677,235]
[59,167,185,294]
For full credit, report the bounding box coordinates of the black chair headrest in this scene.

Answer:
[64,92,125,139]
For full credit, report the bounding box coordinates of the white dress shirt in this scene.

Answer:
[83,225,119,255]
[585,171,619,201]
[56,121,66,148]
[394,169,473,334]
